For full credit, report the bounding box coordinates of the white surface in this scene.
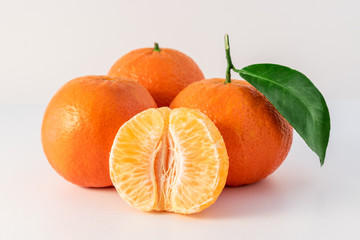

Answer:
[0,0,359,104]
[1,100,359,240]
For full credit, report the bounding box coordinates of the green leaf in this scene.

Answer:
[234,64,330,165]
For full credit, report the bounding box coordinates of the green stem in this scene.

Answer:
[154,42,160,52]
[224,34,234,84]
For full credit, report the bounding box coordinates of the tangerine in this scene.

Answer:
[108,43,204,107]
[110,107,229,214]
[170,78,293,186]
[41,75,157,187]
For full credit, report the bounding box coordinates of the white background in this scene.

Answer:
[1,0,359,239]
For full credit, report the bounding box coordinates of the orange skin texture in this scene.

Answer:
[108,47,204,107]
[170,78,293,186]
[41,76,157,187]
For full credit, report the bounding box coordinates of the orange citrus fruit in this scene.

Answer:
[170,78,293,186]
[108,43,204,107]
[109,107,229,214]
[41,75,157,187]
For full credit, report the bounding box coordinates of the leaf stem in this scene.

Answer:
[154,42,160,52]
[224,34,234,84]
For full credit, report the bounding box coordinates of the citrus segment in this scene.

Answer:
[168,109,228,213]
[110,108,166,210]
[109,107,228,214]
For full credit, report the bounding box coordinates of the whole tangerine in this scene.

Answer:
[108,43,204,107]
[41,75,157,187]
[170,78,293,186]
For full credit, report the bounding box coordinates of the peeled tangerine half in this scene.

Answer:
[109,107,229,214]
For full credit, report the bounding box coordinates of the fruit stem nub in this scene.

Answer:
[154,42,161,52]
[224,34,234,84]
